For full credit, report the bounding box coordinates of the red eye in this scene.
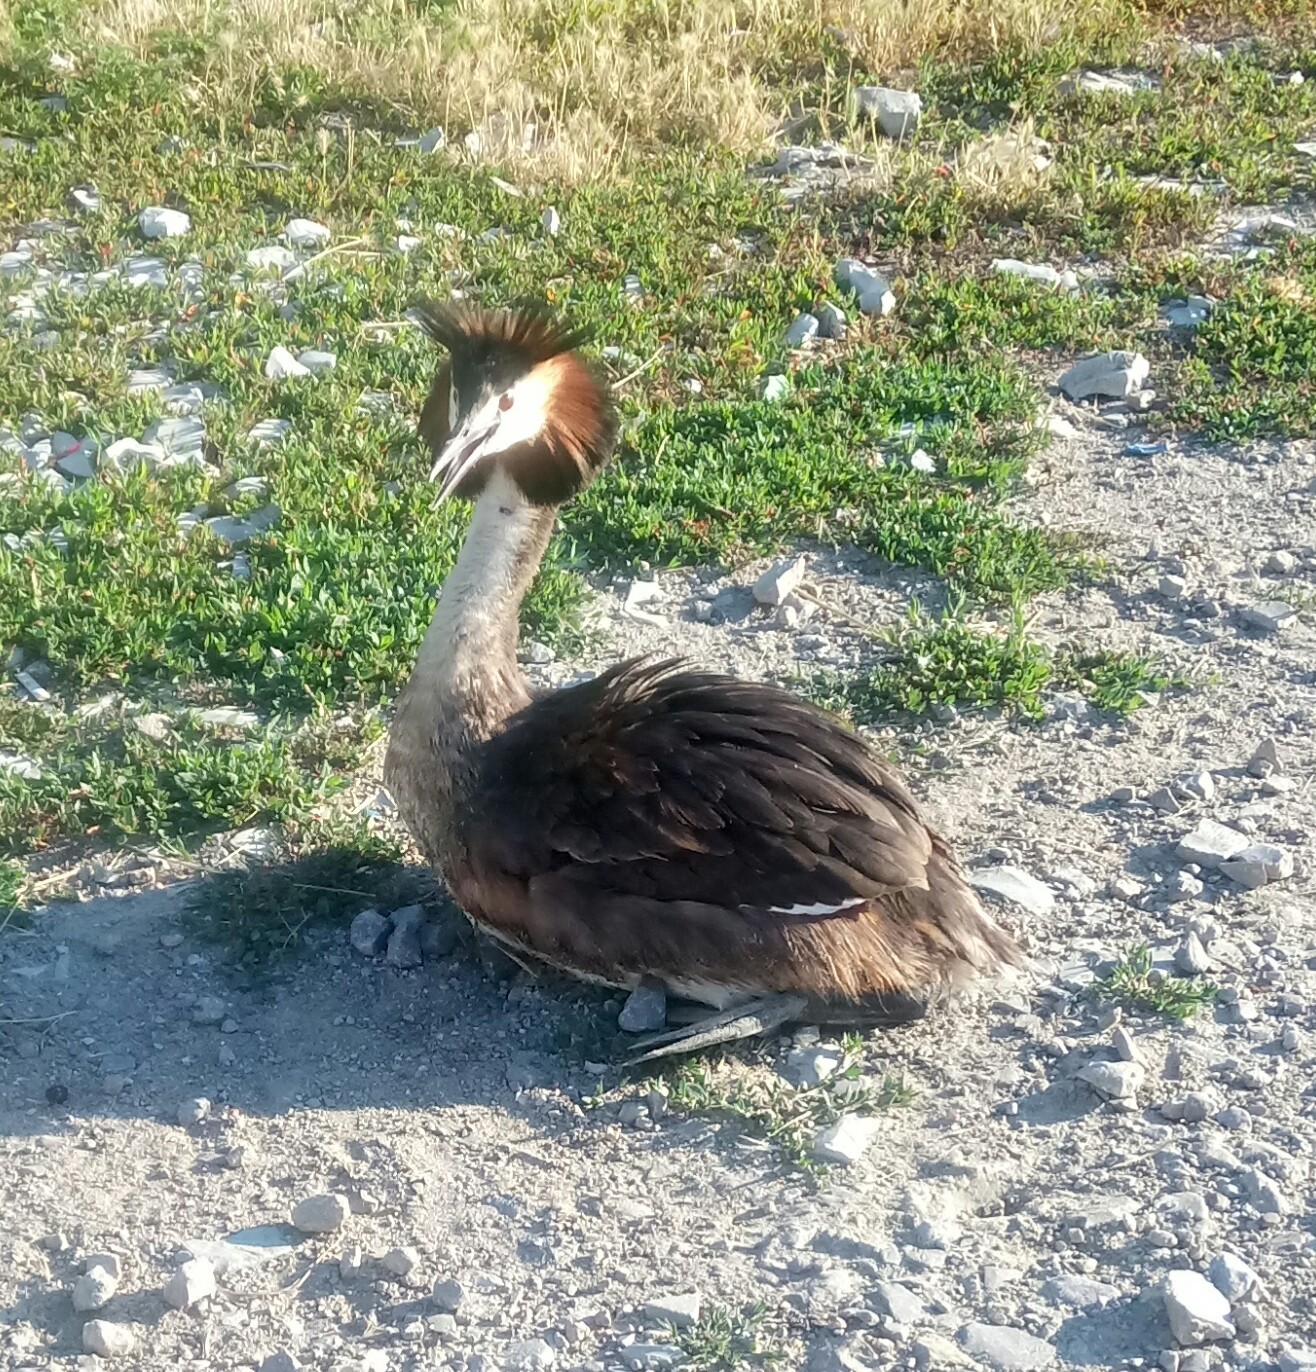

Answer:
[498,392,514,412]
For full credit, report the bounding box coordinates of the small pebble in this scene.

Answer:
[83,1321,136,1357]
[291,1193,351,1233]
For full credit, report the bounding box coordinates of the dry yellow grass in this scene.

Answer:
[61,0,1139,178]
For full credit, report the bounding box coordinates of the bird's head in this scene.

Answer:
[411,300,618,506]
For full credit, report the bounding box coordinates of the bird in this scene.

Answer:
[384,300,1024,1061]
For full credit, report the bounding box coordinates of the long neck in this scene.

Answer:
[399,469,558,741]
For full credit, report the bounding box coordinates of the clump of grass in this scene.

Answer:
[673,1302,782,1372]
[1096,943,1217,1021]
[183,830,421,954]
[807,605,1178,722]
[659,1046,914,1173]
[0,857,25,932]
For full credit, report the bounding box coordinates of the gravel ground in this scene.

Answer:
[3,410,1316,1372]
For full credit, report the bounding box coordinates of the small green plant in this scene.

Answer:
[658,1046,913,1173]
[1097,943,1217,1021]
[0,858,25,932]
[674,1302,782,1372]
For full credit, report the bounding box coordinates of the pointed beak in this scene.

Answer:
[428,414,500,503]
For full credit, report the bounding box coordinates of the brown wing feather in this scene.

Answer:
[453,658,1019,1000]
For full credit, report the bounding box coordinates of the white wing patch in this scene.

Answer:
[766,897,867,917]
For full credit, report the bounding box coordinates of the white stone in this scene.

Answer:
[853,86,922,139]
[264,346,311,380]
[248,418,291,447]
[246,245,297,273]
[177,1096,210,1125]
[782,1045,844,1088]
[124,256,168,288]
[72,1265,118,1311]
[296,349,337,374]
[1164,296,1211,328]
[968,865,1055,916]
[1219,843,1292,890]
[753,556,807,607]
[163,1257,216,1309]
[1059,350,1150,401]
[1060,69,1155,95]
[1177,820,1249,868]
[418,126,447,153]
[1163,1269,1234,1345]
[292,1193,351,1233]
[909,448,936,474]
[83,1320,136,1357]
[542,206,561,235]
[835,258,896,315]
[396,234,422,253]
[143,416,205,462]
[1209,1252,1260,1302]
[760,373,790,401]
[993,258,1063,286]
[814,1114,879,1165]
[959,1323,1057,1369]
[784,313,819,347]
[1076,1060,1144,1100]
[284,217,330,248]
[644,1293,701,1328]
[138,206,190,239]
[1240,601,1296,633]
[505,1337,556,1370]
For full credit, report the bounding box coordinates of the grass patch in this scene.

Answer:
[1096,943,1218,1020]
[674,1303,782,1372]
[808,605,1179,721]
[182,832,420,955]
[657,1041,914,1174]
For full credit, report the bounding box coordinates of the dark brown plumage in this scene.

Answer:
[386,303,1022,1057]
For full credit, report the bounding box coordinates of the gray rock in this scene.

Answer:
[619,980,668,1033]
[1076,1060,1144,1100]
[853,86,922,139]
[959,1322,1057,1370]
[1058,350,1150,401]
[177,1097,210,1126]
[816,303,847,339]
[1162,1269,1234,1344]
[1164,296,1212,328]
[1219,844,1293,889]
[1182,1091,1219,1124]
[760,373,790,402]
[296,348,337,375]
[1279,1352,1316,1372]
[1176,933,1213,974]
[873,1279,925,1323]
[1208,1252,1260,1302]
[834,258,896,315]
[284,217,330,248]
[139,206,190,238]
[71,1265,118,1311]
[1146,786,1181,814]
[753,556,807,607]
[264,346,311,380]
[385,904,426,968]
[504,1337,557,1370]
[383,1245,421,1277]
[784,313,819,347]
[814,1114,879,1165]
[644,1292,701,1328]
[1240,602,1296,634]
[1166,871,1204,903]
[1159,574,1188,599]
[1263,549,1298,576]
[1241,1167,1287,1213]
[969,865,1055,915]
[419,913,462,960]
[541,206,561,235]
[83,1320,136,1357]
[782,1045,844,1088]
[260,1354,303,1372]
[350,908,391,956]
[1177,820,1249,868]
[1042,1275,1121,1309]
[1112,1026,1139,1062]
[1248,737,1282,778]
[1174,770,1215,801]
[163,1257,216,1309]
[432,1277,465,1311]
[83,1253,122,1281]
[248,417,291,447]
[291,1193,350,1233]
[247,245,297,273]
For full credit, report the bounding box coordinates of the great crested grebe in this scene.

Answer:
[384,302,1022,1060]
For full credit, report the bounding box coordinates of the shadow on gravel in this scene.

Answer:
[1054,1291,1175,1368]
[0,856,635,1144]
